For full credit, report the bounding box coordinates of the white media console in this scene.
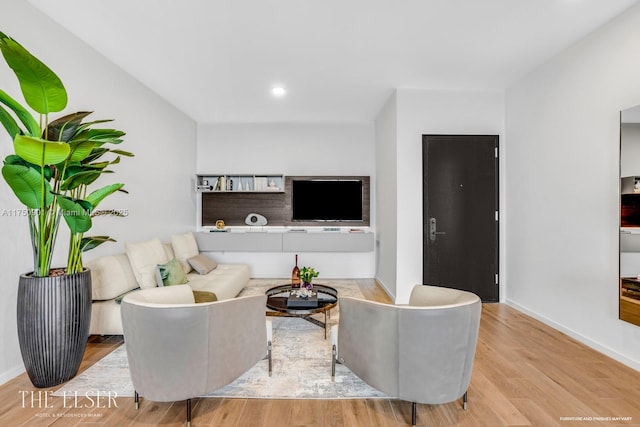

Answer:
[194,229,374,253]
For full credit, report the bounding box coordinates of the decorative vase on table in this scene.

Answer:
[291,254,301,287]
[299,266,319,290]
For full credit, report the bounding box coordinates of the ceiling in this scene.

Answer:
[27,0,640,123]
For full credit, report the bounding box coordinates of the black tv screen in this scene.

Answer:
[292,180,363,222]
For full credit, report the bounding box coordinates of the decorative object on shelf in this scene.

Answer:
[197,174,284,193]
[291,254,300,287]
[245,212,268,226]
[300,266,319,289]
[215,220,225,229]
[255,177,268,191]
[0,31,132,387]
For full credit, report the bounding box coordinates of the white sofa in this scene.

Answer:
[86,233,251,335]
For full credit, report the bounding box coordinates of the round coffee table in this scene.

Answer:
[265,284,338,339]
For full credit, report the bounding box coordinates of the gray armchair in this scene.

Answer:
[332,285,481,426]
[121,285,272,427]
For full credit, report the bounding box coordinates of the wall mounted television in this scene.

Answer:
[291,178,365,222]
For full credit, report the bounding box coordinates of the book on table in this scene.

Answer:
[287,294,318,308]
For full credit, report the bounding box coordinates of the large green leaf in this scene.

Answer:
[82,148,133,165]
[60,170,103,191]
[86,183,124,208]
[1,163,52,209]
[57,195,92,234]
[4,153,52,181]
[81,147,108,163]
[80,235,115,252]
[64,163,106,177]
[82,161,109,170]
[76,119,113,130]
[0,33,67,114]
[110,149,134,157]
[108,156,121,165]
[75,128,125,145]
[0,88,40,136]
[46,111,92,142]
[14,134,70,166]
[0,103,20,139]
[68,141,96,163]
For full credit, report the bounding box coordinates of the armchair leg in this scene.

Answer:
[412,402,417,427]
[331,344,336,380]
[134,391,139,410]
[268,340,273,377]
[463,391,468,410]
[186,398,191,427]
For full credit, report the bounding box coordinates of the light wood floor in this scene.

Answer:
[2,279,640,426]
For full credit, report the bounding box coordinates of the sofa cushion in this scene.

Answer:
[126,238,169,289]
[86,253,139,300]
[163,242,175,261]
[122,284,196,305]
[171,232,199,274]
[187,264,250,301]
[193,290,217,303]
[89,299,125,335]
[188,253,218,275]
[156,258,189,286]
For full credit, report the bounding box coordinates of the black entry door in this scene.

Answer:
[423,135,499,302]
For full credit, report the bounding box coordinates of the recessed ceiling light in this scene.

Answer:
[271,86,286,97]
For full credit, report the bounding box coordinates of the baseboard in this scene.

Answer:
[374,277,396,302]
[505,299,640,372]
[0,364,25,386]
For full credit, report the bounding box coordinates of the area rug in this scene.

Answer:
[53,279,387,399]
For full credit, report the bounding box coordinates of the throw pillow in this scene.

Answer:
[192,290,218,303]
[156,258,189,286]
[171,232,200,274]
[187,253,218,275]
[126,238,169,289]
[85,253,138,301]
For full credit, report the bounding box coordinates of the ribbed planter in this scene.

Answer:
[17,269,92,388]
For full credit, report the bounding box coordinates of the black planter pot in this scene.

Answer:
[17,269,92,388]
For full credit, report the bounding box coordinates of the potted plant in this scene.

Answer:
[0,31,132,387]
[299,266,319,289]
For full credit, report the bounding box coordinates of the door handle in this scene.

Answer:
[429,217,446,241]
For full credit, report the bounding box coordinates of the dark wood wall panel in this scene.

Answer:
[202,192,287,226]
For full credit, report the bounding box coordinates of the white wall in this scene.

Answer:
[506,3,640,370]
[393,89,506,303]
[0,1,196,384]
[196,122,376,278]
[374,94,398,298]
